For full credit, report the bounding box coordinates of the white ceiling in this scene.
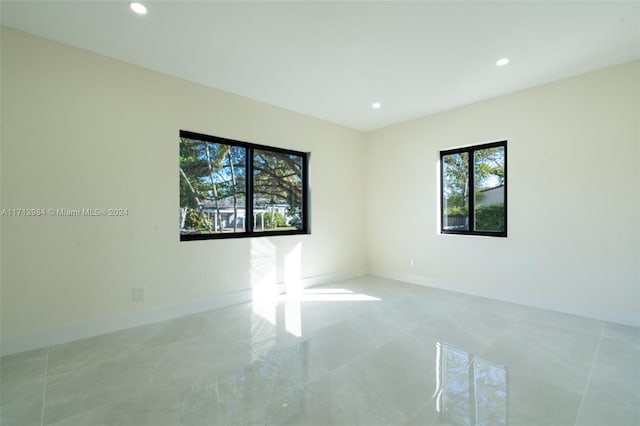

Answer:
[2,1,639,131]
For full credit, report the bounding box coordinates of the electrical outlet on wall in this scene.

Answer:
[132,287,144,302]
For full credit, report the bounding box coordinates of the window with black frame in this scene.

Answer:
[441,141,507,237]
[179,130,309,240]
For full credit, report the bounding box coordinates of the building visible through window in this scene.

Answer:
[179,130,309,240]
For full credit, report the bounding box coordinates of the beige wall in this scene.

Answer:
[0,28,366,348]
[366,61,640,326]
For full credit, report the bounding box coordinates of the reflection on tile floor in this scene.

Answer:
[1,277,639,425]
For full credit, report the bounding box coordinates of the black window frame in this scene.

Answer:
[440,140,507,237]
[180,130,310,241]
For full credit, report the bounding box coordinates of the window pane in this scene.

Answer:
[253,150,304,232]
[442,152,469,231]
[474,147,505,232]
[179,137,246,236]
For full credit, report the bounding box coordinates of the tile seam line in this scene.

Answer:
[40,345,50,426]
[573,321,605,426]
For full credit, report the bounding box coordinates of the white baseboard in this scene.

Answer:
[7,265,633,357]
[368,267,640,328]
[0,267,367,356]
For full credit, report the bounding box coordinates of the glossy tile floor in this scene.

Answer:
[1,277,639,426]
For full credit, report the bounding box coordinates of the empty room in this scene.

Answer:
[1,1,638,425]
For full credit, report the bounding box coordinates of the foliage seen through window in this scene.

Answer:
[179,131,308,240]
[441,141,506,237]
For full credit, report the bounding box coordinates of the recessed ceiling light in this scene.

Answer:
[496,58,510,67]
[372,102,381,109]
[129,2,147,15]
